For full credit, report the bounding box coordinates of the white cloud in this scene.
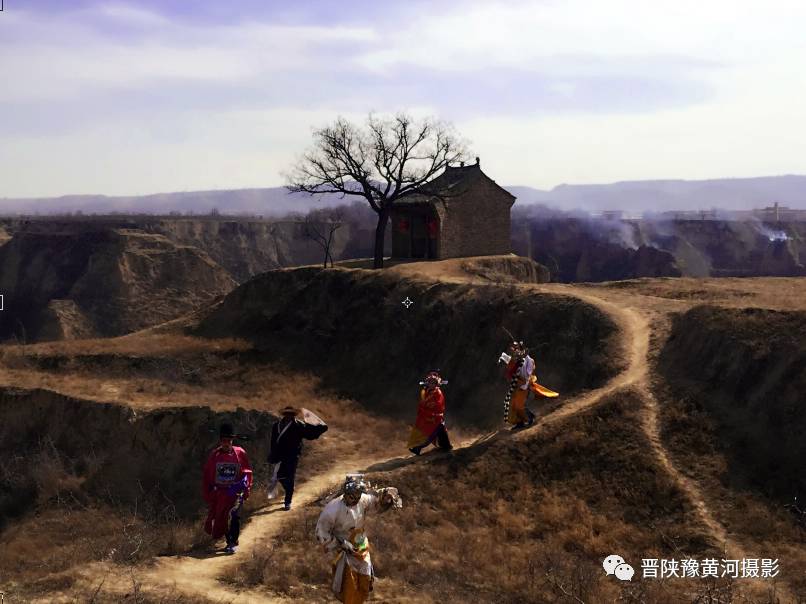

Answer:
[0,9,376,102]
[2,0,806,196]
[358,0,806,71]
[462,70,806,189]
[94,3,170,27]
[0,107,365,197]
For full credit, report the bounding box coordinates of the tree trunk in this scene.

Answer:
[373,207,391,269]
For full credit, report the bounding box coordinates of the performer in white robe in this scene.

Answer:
[315,476,401,603]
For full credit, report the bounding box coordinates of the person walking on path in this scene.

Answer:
[267,406,328,510]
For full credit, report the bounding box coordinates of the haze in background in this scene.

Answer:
[3,175,806,216]
[1,1,806,202]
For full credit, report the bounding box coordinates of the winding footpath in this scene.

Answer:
[62,274,797,603]
[532,284,797,604]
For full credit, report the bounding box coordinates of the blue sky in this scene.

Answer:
[2,1,806,197]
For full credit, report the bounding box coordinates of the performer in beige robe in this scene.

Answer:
[315,475,401,603]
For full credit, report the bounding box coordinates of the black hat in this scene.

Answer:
[219,423,235,438]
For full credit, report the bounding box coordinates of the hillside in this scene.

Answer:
[0,258,804,602]
[196,257,619,427]
[0,205,382,283]
[0,228,235,341]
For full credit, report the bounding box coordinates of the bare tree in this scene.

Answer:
[286,113,468,268]
[302,210,343,268]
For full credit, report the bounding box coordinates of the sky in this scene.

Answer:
[2,0,806,198]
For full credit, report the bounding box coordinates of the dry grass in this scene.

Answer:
[0,340,409,599]
[4,267,805,602]
[4,569,220,604]
[229,389,787,603]
[0,437,212,594]
[0,339,348,413]
[0,332,250,362]
[599,276,806,311]
[656,380,806,601]
[651,301,806,601]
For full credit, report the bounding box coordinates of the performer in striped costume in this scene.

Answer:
[499,341,559,429]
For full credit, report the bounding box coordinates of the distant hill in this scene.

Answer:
[3,174,806,216]
[0,229,236,341]
[508,174,806,212]
[0,188,350,217]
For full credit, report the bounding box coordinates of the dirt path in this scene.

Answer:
[84,279,653,603]
[527,282,798,603]
[56,262,799,602]
[527,286,729,532]
[65,457,382,604]
[403,262,799,601]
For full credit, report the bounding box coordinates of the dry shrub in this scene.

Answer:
[0,435,212,594]
[0,346,407,600]
[229,506,330,597]
[228,389,746,602]
[655,348,806,600]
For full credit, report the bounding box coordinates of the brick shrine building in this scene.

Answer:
[391,158,516,260]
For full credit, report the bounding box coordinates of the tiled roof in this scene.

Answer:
[395,161,516,207]
[418,164,482,195]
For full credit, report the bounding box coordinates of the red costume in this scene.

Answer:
[407,377,452,453]
[414,387,445,438]
[202,445,253,540]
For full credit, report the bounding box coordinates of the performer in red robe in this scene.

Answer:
[407,371,452,455]
[202,422,253,553]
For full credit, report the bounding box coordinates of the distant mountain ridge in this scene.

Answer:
[3,174,806,215]
[0,188,348,217]
[507,174,806,212]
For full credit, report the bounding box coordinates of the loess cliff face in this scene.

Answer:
[512,217,681,282]
[0,228,236,342]
[0,387,274,526]
[143,219,371,282]
[0,211,383,284]
[637,219,806,277]
[512,213,806,282]
[658,305,806,502]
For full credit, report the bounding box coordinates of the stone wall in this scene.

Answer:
[439,177,514,258]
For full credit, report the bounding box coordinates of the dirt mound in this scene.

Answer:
[459,255,551,283]
[196,267,622,427]
[658,305,806,502]
[0,387,274,525]
[0,229,236,342]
